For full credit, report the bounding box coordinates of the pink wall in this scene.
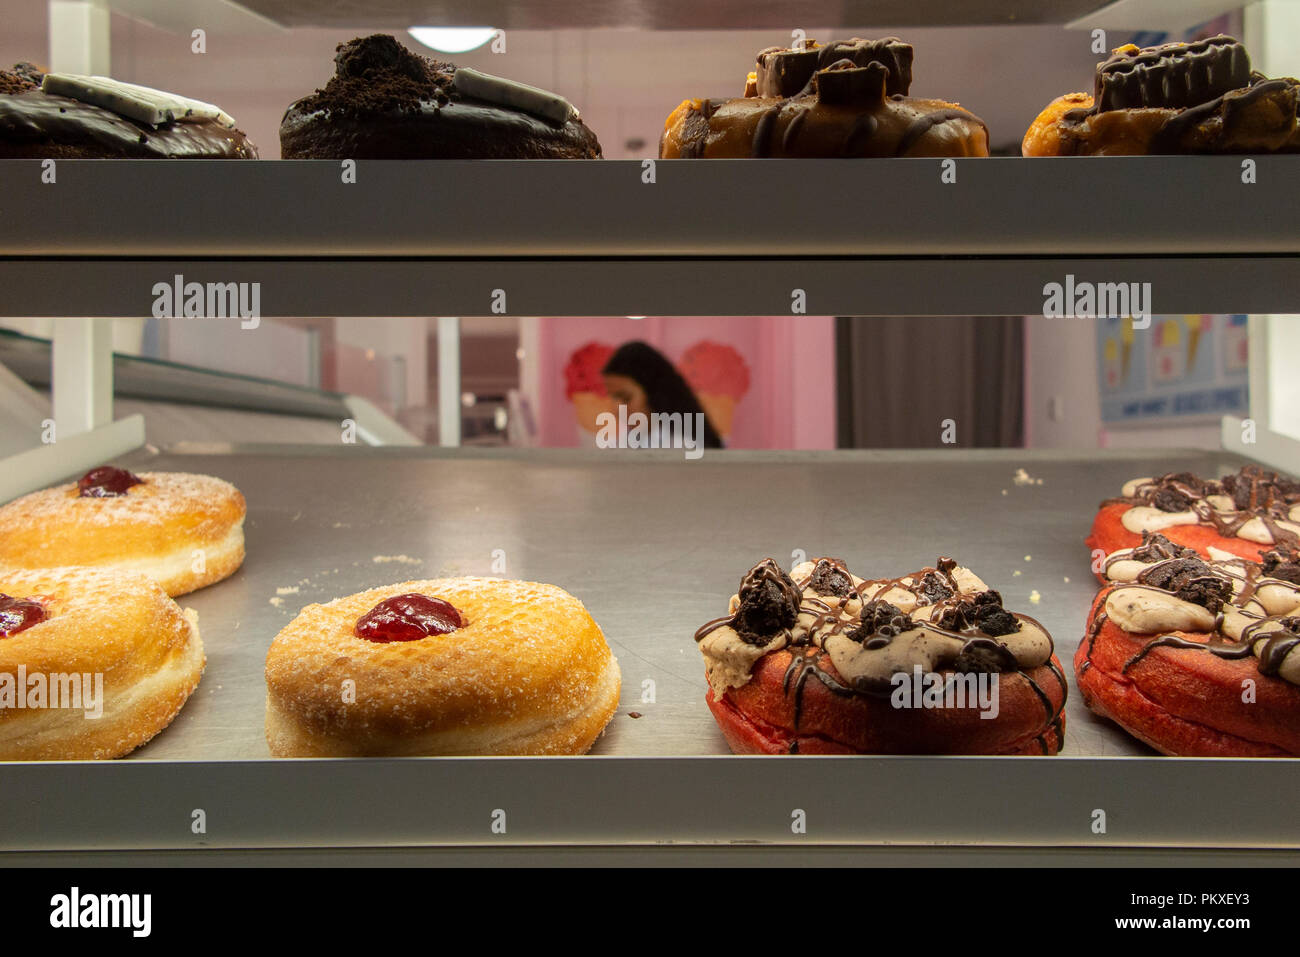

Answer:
[529,316,836,449]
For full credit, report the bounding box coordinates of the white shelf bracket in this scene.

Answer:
[52,318,114,438]
[438,316,462,447]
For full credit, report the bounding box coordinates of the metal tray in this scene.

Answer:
[4,444,1297,852]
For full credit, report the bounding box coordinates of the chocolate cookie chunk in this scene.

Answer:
[1131,531,1191,563]
[851,600,912,647]
[808,558,853,598]
[914,571,954,605]
[953,637,1018,674]
[734,559,801,639]
[1138,556,1232,612]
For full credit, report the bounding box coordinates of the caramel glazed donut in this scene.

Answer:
[695,557,1067,755]
[0,566,204,760]
[1086,466,1300,572]
[1080,532,1300,756]
[660,37,989,158]
[0,465,246,597]
[1023,34,1300,155]
[265,578,621,756]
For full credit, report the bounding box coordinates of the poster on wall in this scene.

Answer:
[1097,315,1248,424]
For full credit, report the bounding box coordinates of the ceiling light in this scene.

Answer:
[407,27,498,54]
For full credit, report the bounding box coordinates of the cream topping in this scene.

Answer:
[1099,535,1300,685]
[1112,467,1300,545]
[696,557,1054,696]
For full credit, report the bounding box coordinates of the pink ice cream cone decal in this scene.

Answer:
[680,340,751,437]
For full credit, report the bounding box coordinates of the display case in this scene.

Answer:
[2,0,1299,863]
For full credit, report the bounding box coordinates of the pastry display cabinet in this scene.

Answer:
[1,0,1299,860]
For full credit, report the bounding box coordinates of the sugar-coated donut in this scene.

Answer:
[265,578,622,756]
[1078,535,1300,756]
[0,466,246,597]
[0,566,204,760]
[696,557,1066,755]
[1086,467,1300,578]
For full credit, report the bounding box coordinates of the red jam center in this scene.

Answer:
[353,594,464,643]
[0,595,48,638]
[77,465,143,498]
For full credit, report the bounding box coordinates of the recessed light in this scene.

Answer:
[407,27,498,54]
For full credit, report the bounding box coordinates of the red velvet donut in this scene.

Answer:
[1076,586,1300,756]
[707,650,1067,755]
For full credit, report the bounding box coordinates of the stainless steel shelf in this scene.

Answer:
[2,445,1296,851]
[229,0,1112,30]
[3,159,1297,258]
[3,256,1299,318]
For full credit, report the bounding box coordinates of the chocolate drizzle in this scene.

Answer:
[696,557,1061,737]
[1094,36,1251,112]
[1109,466,1300,549]
[1095,537,1300,684]
[1056,35,1300,155]
[675,35,986,159]
[895,109,981,156]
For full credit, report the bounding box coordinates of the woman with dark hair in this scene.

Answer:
[601,340,725,449]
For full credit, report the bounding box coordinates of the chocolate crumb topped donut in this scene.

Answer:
[280,34,602,159]
[1087,465,1300,569]
[0,63,257,158]
[660,37,989,159]
[1023,35,1300,155]
[695,557,1066,754]
[1080,535,1300,755]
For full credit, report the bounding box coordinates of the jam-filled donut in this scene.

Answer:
[1023,35,1300,155]
[264,578,621,756]
[1079,533,1300,755]
[0,465,246,597]
[0,566,204,760]
[280,34,601,159]
[1086,466,1300,573]
[695,557,1066,755]
[660,37,988,158]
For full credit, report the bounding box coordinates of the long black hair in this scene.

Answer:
[602,341,725,449]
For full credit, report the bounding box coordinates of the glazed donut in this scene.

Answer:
[281,35,601,159]
[265,578,621,756]
[1077,538,1300,755]
[1086,466,1300,575]
[660,37,988,158]
[0,566,204,760]
[0,465,246,597]
[695,557,1066,755]
[1023,35,1300,156]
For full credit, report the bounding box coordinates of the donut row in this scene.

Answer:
[1081,466,1300,755]
[3,33,1296,159]
[0,464,621,760]
[7,460,1300,760]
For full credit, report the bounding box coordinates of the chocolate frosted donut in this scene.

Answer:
[1023,35,1300,155]
[660,37,989,158]
[0,62,257,158]
[280,34,602,159]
